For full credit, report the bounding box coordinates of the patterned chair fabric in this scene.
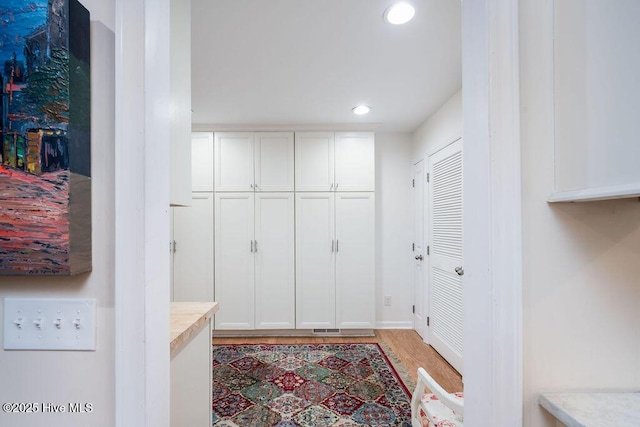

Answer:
[411,368,464,427]
[416,392,464,427]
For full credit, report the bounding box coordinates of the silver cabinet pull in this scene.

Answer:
[254,240,258,253]
[415,254,423,261]
[336,240,339,252]
[335,183,339,190]
[330,183,334,190]
[455,266,464,276]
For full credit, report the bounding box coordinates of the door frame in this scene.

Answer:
[411,158,428,342]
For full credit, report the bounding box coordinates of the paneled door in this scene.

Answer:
[254,132,294,192]
[214,132,254,192]
[295,133,335,192]
[254,193,295,329]
[428,138,464,373]
[172,193,214,302]
[214,193,255,329]
[335,192,375,329]
[191,132,214,192]
[412,159,427,339]
[334,132,375,191]
[296,192,336,328]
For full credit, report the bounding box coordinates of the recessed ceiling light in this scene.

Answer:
[352,105,371,115]
[384,2,415,25]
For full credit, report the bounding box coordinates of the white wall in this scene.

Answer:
[0,4,116,427]
[520,1,640,425]
[375,133,414,328]
[412,89,462,161]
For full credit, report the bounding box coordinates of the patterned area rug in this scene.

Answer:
[212,343,412,426]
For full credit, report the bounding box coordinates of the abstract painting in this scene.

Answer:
[0,0,91,275]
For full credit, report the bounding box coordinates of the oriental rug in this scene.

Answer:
[212,343,412,427]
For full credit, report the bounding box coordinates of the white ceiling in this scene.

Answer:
[190,0,461,133]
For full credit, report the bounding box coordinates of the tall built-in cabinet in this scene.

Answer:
[170,132,214,302]
[214,132,296,330]
[294,132,375,329]
[174,130,375,331]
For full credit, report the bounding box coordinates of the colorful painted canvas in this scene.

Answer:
[0,0,91,275]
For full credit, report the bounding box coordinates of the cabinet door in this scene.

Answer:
[191,133,214,192]
[334,132,375,192]
[214,193,255,329]
[255,132,294,192]
[173,194,214,302]
[255,193,295,329]
[296,193,336,328]
[295,132,335,191]
[335,192,375,329]
[215,132,254,192]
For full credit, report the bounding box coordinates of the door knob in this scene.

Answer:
[455,266,464,276]
[415,255,423,261]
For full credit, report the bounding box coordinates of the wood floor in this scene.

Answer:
[212,329,463,393]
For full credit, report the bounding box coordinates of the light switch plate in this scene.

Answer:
[3,298,96,351]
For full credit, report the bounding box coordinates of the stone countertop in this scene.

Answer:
[170,302,219,359]
[539,392,640,427]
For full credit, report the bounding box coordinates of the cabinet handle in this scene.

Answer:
[336,240,339,252]
[254,240,258,253]
[250,240,254,252]
[335,183,339,190]
[250,183,254,188]
[330,183,334,190]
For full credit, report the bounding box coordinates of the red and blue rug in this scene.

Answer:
[212,343,412,426]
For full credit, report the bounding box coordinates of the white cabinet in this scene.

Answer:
[254,193,295,329]
[215,132,294,192]
[295,132,374,192]
[296,193,336,328]
[215,192,295,330]
[335,192,375,328]
[172,193,214,302]
[169,0,192,206]
[191,132,214,192]
[334,133,376,191]
[296,192,375,329]
[295,133,335,192]
[255,133,295,191]
[215,133,254,192]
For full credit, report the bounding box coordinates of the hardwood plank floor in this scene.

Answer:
[212,329,463,393]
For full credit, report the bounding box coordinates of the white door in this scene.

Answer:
[214,193,255,329]
[428,139,464,373]
[296,192,336,328]
[334,132,375,191]
[173,193,214,302]
[412,160,427,338]
[191,132,214,192]
[254,132,294,192]
[254,193,295,329]
[295,132,335,191]
[214,132,254,192]
[335,192,375,329]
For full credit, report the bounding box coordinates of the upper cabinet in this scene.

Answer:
[215,132,294,192]
[295,132,374,192]
[550,0,640,202]
[169,0,192,206]
[191,132,214,192]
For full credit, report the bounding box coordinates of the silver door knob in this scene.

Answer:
[455,266,464,276]
[415,255,423,261]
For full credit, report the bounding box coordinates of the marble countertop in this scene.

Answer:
[170,302,219,359]
[539,392,640,427]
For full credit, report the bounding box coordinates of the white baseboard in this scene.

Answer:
[375,321,413,329]
[212,329,376,338]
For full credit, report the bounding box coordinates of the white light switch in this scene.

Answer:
[3,298,96,351]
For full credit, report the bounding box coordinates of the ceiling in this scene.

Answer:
[190,0,461,133]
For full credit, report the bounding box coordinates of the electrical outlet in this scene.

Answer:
[384,296,392,306]
[3,298,96,351]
